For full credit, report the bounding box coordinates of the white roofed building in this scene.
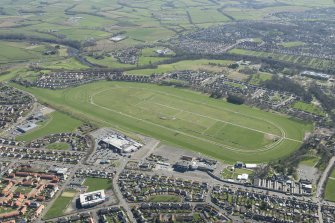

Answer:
[99,134,142,154]
[80,190,106,208]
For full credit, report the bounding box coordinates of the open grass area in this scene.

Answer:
[15,185,33,194]
[292,101,325,116]
[13,81,312,162]
[84,177,112,192]
[0,206,16,214]
[127,59,233,75]
[40,58,89,70]
[0,41,49,64]
[299,156,320,167]
[16,111,82,142]
[44,189,76,220]
[248,72,272,85]
[279,41,305,48]
[148,195,181,202]
[46,142,70,150]
[324,177,335,202]
[221,167,254,179]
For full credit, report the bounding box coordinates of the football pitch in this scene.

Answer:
[15,81,312,162]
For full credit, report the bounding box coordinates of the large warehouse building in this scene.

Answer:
[79,190,106,208]
[98,134,142,154]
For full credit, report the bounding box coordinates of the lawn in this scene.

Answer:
[221,167,253,179]
[0,206,16,214]
[83,177,113,192]
[324,178,335,202]
[148,195,181,202]
[248,73,272,85]
[16,111,82,142]
[13,81,312,162]
[292,101,325,116]
[46,142,70,150]
[44,189,76,220]
[15,186,33,194]
[279,41,305,48]
[299,156,319,167]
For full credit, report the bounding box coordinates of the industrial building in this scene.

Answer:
[16,122,38,133]
[98,134,142,154]
[301,71,330,80]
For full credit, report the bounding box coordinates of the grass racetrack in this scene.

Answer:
[15,81,312,162]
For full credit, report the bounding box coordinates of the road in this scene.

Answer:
[112,157,137,222]
[316,156,335,223]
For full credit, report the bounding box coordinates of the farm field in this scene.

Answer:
[13,81,313,162]
[0,40,60,64]
[0,0,329,50]
[16,111,82,142]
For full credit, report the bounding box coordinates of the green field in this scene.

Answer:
[84,177,112,192]
[279,41,305,48]
[15,185,33,194]
[13,81,312,162]
[292,101,325,116]
[0,40,61,64]
[46,142,70,150]
[248,73,272,85]
[221,167,254,179]
[148,195,181,202]
[325,169,335,202]
[16,111,82,141]
[44,189,76,220]
[40,58,89,70]
[127,59,233,75]
[0,206,16,214]
[299,156,320,167]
